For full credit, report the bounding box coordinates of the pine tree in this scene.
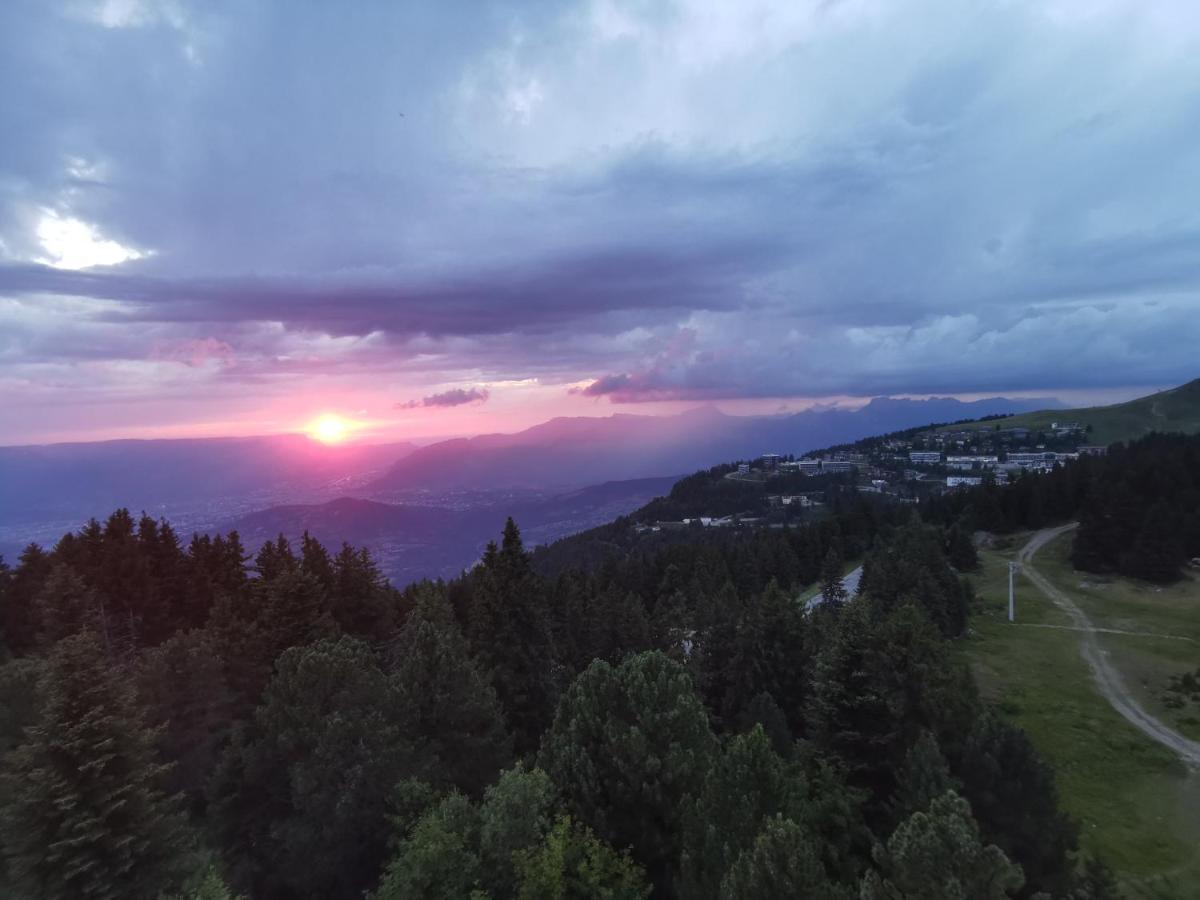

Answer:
[208,568,337,717]
[717,580,809,734]
[888,730,954,822]
[214,638,417,897]
[807,600,976,827]
[372,792,484,900]
[956,712,1077,897]
[478,766,558,897]
[538,651,716,895]
[858,518,970,637]
[589,588,652,664]
[4,544,52,655]
[136,629,237,814]
[468,519,559,756]
[253,535,296,583]
[694,581,744,719]
[0,657,42,754]
[0,555,10,658]
[1070,492,1112,573]
[133,514,178,643]
[785,746,872,885]
[678,726,802,899]
[548,571,592,674]
[209,637,412,899]
[819,547,848,608]
[299,531,335,592]
[1124,501,1183,583]
[151,517,199,638]
[946,525,979,572]
[186,531,248,607]
[732,691,792,756]
[720,815,852,900]
[649,587,691,659]
[82,509,155,649]
[159,864,243,900]
[388,584,512,795]
[375,765,560,900]
[513,816,652,900]
[860,791,1023,899]
[250,568,337,662]
[330,543,395,638]
[0,631,187,899]
[34,562,101,648]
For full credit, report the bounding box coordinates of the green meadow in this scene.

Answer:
[962,532,1200,899]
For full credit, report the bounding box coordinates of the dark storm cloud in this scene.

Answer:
[3,0,1200,444]
[0,234,776,337]
[576,374,631,397]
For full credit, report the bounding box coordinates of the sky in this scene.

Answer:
[2,0,1199,445]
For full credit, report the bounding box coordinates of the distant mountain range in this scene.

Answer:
[225,477,679,583]
[942,378,1200,446]
[0,393,1056,579]
[7,380,1197,587]
[0,434,416,527]
[369,395,1060,493]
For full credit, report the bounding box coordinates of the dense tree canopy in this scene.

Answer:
[0,468,1119,898]
[926,433,1200,583]
[538,651,717,895]
[0,631,187,899]
[209,636,411,898]
[860,792,1024,900]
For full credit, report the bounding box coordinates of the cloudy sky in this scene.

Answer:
[2,0,1199,444]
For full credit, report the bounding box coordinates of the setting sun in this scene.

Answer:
[307,414,350,444]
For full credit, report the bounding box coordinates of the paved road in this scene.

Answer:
[843,565,863,597]
[1018,525,1200,768]
[804,564,863,611]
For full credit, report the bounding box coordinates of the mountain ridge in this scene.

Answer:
[0,434,418,527]
[939,379,1200,445]
[370,395,1059,493]
[225,475,681,583]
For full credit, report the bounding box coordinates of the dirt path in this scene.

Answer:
[1018,525,1200,767]
[1015,623,1197,643]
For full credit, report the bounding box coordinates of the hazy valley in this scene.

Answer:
[1,394,1053,583]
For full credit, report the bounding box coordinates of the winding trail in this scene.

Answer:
[1018,525,1200,767]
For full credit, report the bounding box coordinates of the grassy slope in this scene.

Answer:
[941,378,1200,445]
[962,534,1200,899]
[1045,540,1200,746]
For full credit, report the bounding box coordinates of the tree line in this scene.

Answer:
[924,432,1200,582]
[0,498,1116,897]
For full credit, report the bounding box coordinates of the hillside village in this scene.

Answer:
[636,417,1110,534]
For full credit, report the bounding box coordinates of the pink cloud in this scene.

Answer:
[152,337,235,368]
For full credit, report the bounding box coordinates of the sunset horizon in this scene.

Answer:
[5,2,1199,448]
[2,3,1198,897]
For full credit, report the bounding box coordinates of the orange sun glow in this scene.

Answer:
[307,414,350,444]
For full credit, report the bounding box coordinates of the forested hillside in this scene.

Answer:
[562,431,1200,587]
[926,433,1200,582]
[0,489,1119,899]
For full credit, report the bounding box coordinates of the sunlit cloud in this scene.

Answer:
[34,211,146,270]
[2,0,1199,444]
